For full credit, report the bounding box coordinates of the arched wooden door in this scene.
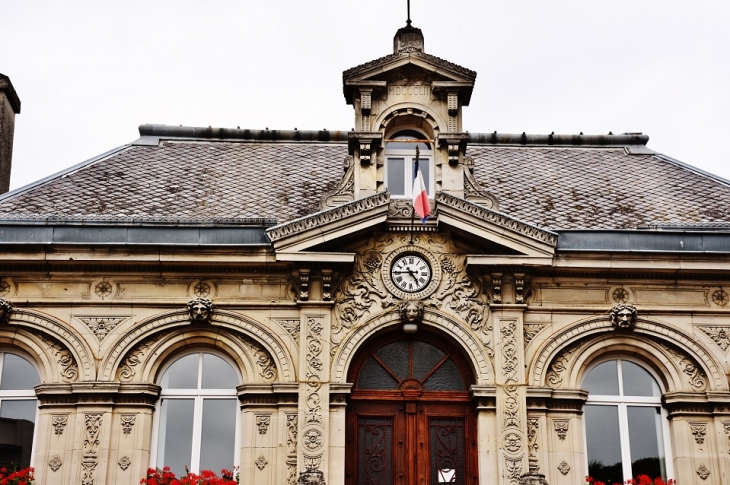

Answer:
[346,331,478,485]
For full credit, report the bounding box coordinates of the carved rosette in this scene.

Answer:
[118,456,131,471]
[49,455,62,472]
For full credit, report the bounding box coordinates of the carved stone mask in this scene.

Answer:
[610,303,637,330]
[187,298,214,324]
[399,300,424,324]
[0,298,12,324]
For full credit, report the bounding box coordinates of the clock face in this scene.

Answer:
[390,254,432,293]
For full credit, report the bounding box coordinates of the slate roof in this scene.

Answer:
[2,130,730,231]
[0,141,346,224]
[468,145,730,230]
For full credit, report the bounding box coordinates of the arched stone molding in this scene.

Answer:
[373,102,447,136]
[530,316,726,393]
[331,308,494,386]
[4,308,94,381]
[100,309,295,383]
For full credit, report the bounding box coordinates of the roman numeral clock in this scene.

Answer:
[382,246,442,300]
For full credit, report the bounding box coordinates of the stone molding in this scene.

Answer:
[267,192,390,243]
[100,308,294,383]
[531,315,726,392]
[343,51,476,81]
[3,308,94,381]
[435,192,558,247]
[330,307,493,386]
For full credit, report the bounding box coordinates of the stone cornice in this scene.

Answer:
[266,192,390,248]
[435,192,558,247]
[343,52,476,81]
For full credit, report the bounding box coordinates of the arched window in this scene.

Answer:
[0,352,40,469]
[154,352,239,475]
[385,130,434,198]
[583,359,672,484]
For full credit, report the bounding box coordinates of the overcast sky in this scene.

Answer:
[2,1,729,191]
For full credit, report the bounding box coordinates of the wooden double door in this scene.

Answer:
[346,335,478,485]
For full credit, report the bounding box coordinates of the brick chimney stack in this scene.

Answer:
[0,74,21,194]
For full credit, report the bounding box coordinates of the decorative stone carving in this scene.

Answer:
[713,289,729,307]
[553,419,569,440]
[557,461,570,475]
[293,269,310,301]
[463,157,498,209]
[79,317,126,342]
[187,297,214,324]
[94,278,114,298]
[523,324,545,348]
[320,158,355,210]
[0,298,11,324]
[257,415,271,435]
[690,422,707,445]
[255,455,268,470]
[491,273,503,304]
[698,326,730,351]
[82,414,102,485]
[192,280,211,298]
[526,418,539,473]
[52,415,68,435]
[504,432,522,453]
[432,255,490,339]
[49,455,62,472]
[514,274,526,304]
[121,414,135,435]
[0,277,11,296]
[118,456,131,471]
[359,142,371,164]
[609,303,637,330]
[697,464,710,480]
[343,50,476,81]
[661,343,708,391]
[505,457,523,485]
[41,334,79,382]
[724,422,730,453]
[301,316,326,476]
[117,334,162,382]
[519,473,549,485]
[546,341,584,388]
[239,335,278,382]
[277,319,301,345]
[399,300,424,325]
[303,429,324,451]
[321,269,333,301]
[268,192,389,242]
[286,414,299,485]
[612,287,630,303]
[298,469,326,485]
[435,192,558,245]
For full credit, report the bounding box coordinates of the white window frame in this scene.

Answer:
[582,358,674,483]
[384,130,434,199]
[0,351,41,469]
[151,351,241,474]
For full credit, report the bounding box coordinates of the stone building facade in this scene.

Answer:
[1,24,730,485]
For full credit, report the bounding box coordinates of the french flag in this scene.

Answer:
[412,158,431,223]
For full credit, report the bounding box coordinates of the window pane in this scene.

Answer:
[1,354,40,390]
[622,361,661,397]
[585,404,623,485]
[0,399,37,423]
[161,354,199,389]
[424,359,465,391]
[583,361,619,395]
[627,406,666,479]
[199,399,237,473]
[0,400,35,469]
[158,398,194,475]
[417,159,431,196]
[412,341,446,381]
[201,354,238,389]
[374,341,410,381]
[387,158,405,196]
[358,358,398,390]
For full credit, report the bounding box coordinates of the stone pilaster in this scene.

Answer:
[492,305,528,485]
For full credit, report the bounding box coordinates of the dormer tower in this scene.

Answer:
[343,24,476,200]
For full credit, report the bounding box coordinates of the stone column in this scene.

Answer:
[492,304,529,485]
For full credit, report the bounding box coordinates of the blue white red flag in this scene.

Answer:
[412,159,431,223]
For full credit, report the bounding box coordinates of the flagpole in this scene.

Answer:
[410,145,420,244]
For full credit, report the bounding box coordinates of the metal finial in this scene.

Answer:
[406,0,412,26]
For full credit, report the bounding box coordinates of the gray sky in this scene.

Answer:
[2,0,729,191]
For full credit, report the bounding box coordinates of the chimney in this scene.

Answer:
[0,74,21,194]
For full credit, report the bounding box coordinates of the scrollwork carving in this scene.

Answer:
[523,324,545,348]
[239,335,278,382]
[41,334,79,382]
[117,334,163,382]
[661,343,707,391]
[546,341,583,388]
[505,457,522,485]
[277,319,301,345]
